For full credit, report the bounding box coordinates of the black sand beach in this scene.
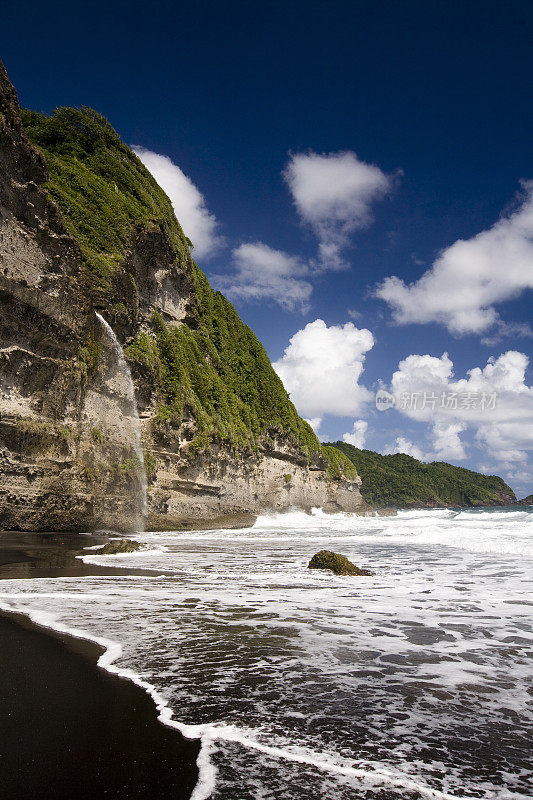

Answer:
[0,533,200,800]
[0,531,160,579]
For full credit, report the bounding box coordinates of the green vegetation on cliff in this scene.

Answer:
[126,295,357,469]
[21,105,356,476]
[329,442,515,508]
[21,106,187,304]
[321,444,358,481]
[127,296,322,457]
[124,272,356,469]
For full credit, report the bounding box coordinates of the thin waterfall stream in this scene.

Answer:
[95,313,148,530]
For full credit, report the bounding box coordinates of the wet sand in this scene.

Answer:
[0,532,201,800]
[0,530,160,579]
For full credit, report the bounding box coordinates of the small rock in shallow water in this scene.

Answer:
[100,538,143,554]
[308,550,372,576]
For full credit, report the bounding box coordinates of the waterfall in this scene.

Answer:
[95,313,148,530]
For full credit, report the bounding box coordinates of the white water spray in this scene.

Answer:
[95,313,148,529]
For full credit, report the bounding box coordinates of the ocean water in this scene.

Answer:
[1,507,532,799]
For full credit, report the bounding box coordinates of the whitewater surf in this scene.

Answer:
[1,507,531,799]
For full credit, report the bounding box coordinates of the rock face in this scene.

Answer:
[145,440,366,530]
[0,64,368,532]
[308,550,372,576]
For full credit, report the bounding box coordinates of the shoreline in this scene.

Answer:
[0,532,202,800]
[2,514,530,800]
[3,500,529,541]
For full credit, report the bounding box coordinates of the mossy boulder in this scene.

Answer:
[308,550,372,576]
[100,538,143,554]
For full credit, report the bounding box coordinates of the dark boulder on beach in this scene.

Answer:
[100,538,143,554]
[308,550,372,576]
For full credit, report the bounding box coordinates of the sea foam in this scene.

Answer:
[1,506,532,799]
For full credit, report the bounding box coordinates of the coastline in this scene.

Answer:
[1,511,531,800]
[0,532,201,800]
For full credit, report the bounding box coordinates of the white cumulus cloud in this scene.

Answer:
[431,420,467,461]
[376,181,533,335]
[304,417,322,433]
[383,422,466,462]
[283,150,395,270]
[387,349,533,465]
[132,146,223,259]
[342,419,368,448]
[383,436,426,460]
[273,319,374,418]
[212,242,313,312]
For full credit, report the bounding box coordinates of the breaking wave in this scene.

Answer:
[1,505,532,798]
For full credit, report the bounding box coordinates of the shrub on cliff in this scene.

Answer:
[21,106,187,301]
[321,445,358,481]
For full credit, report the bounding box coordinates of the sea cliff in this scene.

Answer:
[0,63,366,532]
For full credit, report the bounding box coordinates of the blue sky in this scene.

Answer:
[2,0,532,496]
